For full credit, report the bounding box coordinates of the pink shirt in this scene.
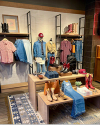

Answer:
[0,40,17,63]
[60,40,72,63]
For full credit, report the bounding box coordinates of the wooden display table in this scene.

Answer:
[28,74,85,111]
[38,87,100,124]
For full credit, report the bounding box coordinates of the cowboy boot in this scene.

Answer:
[70,24,72,33]
[54,80,60,94]
[72,23,75,33]
[85,73,89,89]
[50,80,60,94]
[88,74,95,89]
[44,82,51,95]
[75,23,78,34]
[60,63,66,72]
[46,88,52,102]
[63,68,68,73]
[51,88,58,101]
[63,63,70,73]
[6,23,9,33]
[65,25,70,33]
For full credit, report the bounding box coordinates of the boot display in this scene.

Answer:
[60,67,65,72]
[75,23,78,34]
[50,80,60,94]
[1,23,9,33]
[44,82,51,95]
[44,80,60,102]
[58,90,68,100]
[51,88,58,101]
[85,74,89,89]
[70,24,72,33]
[60,63,66,72]
[46,88,52,102]
[65,23,79,35]
[65,24,72,34]
[6,23,9,33]
[72,23,75,33]
[88,74,95,89]
[63,68,69,73]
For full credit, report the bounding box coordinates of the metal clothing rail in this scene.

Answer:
[27,11,33,74]
[78,17,85,69]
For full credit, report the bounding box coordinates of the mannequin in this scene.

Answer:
[35,37,43,60]
[46,38,56,70]
[33,33,46,73]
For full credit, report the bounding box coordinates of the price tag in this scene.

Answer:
[66,83,70,86]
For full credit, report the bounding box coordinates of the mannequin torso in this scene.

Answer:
[35,37,44,60]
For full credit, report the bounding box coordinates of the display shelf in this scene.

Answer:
[28,73,86,111]
[0,33,29,37]
[38,87,100,124]
[56,34,82,38]
[38,87,100,106]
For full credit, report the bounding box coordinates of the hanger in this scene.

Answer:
[3,38,8,41]
[71,39,74,44]
[2,35,8,41]
[64,39,68,41]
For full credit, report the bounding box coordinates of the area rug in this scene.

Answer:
[8,93,100,124]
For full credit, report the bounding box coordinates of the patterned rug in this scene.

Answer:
[8,93,100,124]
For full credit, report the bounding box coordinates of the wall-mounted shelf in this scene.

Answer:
[56,34,82,38]
[0,33,29,37]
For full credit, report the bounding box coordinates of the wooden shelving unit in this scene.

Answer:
[56,34,82,38]
[0,33,29,37]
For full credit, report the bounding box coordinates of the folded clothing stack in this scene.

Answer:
[77,87,92,96]
[45,71,59,79]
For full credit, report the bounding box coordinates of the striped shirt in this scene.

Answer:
[0,40,17,63]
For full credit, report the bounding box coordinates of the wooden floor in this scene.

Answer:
[0,81,100,124]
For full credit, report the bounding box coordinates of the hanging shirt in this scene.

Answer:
[0,40,16,63]
[33,40,46,58]
[46,41,56,58]
[60,40,72,63]
[22,39,32,64]
[14,39,27,63]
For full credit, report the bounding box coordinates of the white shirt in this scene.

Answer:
[23,39,32,64]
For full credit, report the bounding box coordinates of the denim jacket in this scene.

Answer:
[14,39,27,63]
[33,40,46,57]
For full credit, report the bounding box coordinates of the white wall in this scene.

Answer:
[0,6,85,85]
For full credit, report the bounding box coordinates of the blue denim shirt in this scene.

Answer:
[14,39,27,63]
[33,40,46,57]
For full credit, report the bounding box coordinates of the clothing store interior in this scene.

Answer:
[1,0,100,124]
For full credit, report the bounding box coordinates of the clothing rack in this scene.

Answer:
[55,14,85,69]
[0,11,33,74]
[27,11,33,74]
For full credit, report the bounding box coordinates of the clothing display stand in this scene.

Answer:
[55,14,84,69]
[38,86,100,124]
[28,73,85,111]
